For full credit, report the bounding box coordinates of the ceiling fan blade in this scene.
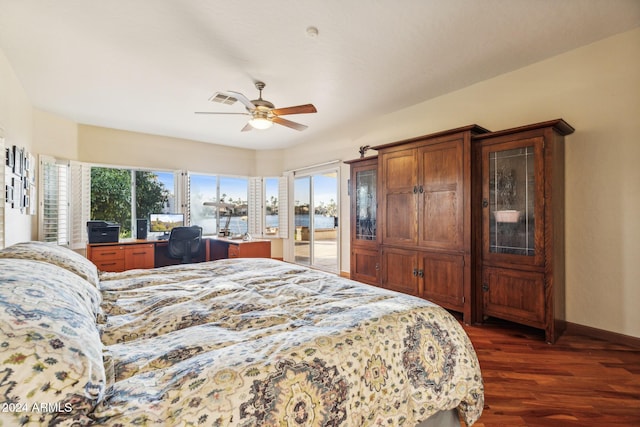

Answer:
[271,104,317,116]
[241,123,253,132]
[226,91,256,111]
[195,111,250,115]
[272,116,308,131]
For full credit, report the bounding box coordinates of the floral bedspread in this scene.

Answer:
[94,258,483,426]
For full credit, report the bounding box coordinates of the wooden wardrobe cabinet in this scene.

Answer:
[372,125,488,322]
[472,119,574,343]
[345,156,379,285]
[347,119,573,342]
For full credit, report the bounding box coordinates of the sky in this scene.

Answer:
[294,173,337,206]
[156,171,338,206]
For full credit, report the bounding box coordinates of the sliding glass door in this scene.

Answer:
[294,169,339,273]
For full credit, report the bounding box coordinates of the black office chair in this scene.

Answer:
[168,226,203,264]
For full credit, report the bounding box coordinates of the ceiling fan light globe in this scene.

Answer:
[248,117,273,130]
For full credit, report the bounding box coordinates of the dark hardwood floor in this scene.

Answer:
[458,319,640,426]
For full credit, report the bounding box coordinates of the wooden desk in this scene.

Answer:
[87,237,269,272]
[86,238,209,272]
[86,240,155,272]
[208,237,271,261]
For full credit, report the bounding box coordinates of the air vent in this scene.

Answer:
[209,92,237,105]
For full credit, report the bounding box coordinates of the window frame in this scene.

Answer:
[39,158,288,246]
[88,164,179,238]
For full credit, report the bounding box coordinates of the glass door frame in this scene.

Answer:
[292,166,340,273]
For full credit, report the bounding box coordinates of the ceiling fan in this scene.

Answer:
[195,81,317,131]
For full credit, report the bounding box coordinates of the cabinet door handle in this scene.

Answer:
[413,185,418,194]
[482,283,489,292]
[482,199,489,208]
[418,185,424,194]
[418,269,424,278]
[412,268,418,277]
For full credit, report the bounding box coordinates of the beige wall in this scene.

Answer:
[33,109,78,160]
[283,28,640,338]
[0,48,34,245]
[254,149,285,176]
[78,125,256,175]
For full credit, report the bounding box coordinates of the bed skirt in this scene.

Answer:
[418,409,460,427]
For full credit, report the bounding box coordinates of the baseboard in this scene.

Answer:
[565,322,640,349]
[340,271,350,279]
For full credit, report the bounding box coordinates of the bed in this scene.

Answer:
[0,241,483,426]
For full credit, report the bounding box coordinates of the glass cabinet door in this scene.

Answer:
[482,137,544,266]
[354,167,377,241]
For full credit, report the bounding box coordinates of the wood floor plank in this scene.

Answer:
[458,318,640,426]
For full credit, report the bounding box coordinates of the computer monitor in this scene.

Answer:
[149,213,184,238]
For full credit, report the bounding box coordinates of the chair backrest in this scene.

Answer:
[167,226,203,263]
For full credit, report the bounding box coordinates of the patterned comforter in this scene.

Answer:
[0,242,483,426]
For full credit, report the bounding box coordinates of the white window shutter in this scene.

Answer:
[248,177,262,236]
[39,155,69,245]
[278,174,289,239]
[178,171,189,223]
[69,161,91,249]
[278,175,289,239]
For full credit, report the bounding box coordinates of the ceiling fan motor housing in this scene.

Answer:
[197,80,316,131]
[250,99,275,110]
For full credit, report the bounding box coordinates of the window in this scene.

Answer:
[220,176,249,235]
[187,173,248,236]
[38,159,287,246]
[188,173,218,235]
[136,170,175,218]
[264,177,280,236]
[90,167,174,237]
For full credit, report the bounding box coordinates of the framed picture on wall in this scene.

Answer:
[16,179,23,210]
[22,150,29,179]
[5,147,13,169]
[12,146,23,176]
[27,153,36,184]
[6,179,14,207]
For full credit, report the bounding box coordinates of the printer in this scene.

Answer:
[87,221,120,244]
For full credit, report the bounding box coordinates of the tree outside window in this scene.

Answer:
[90,167,170,237]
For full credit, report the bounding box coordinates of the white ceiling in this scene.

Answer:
[1,1,639,150]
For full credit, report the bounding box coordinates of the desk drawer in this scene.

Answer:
[90,246,125,261]
[125,244,155,270]
[94,259,125,272]
[88,245,125,272]
[228,244,240,258]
